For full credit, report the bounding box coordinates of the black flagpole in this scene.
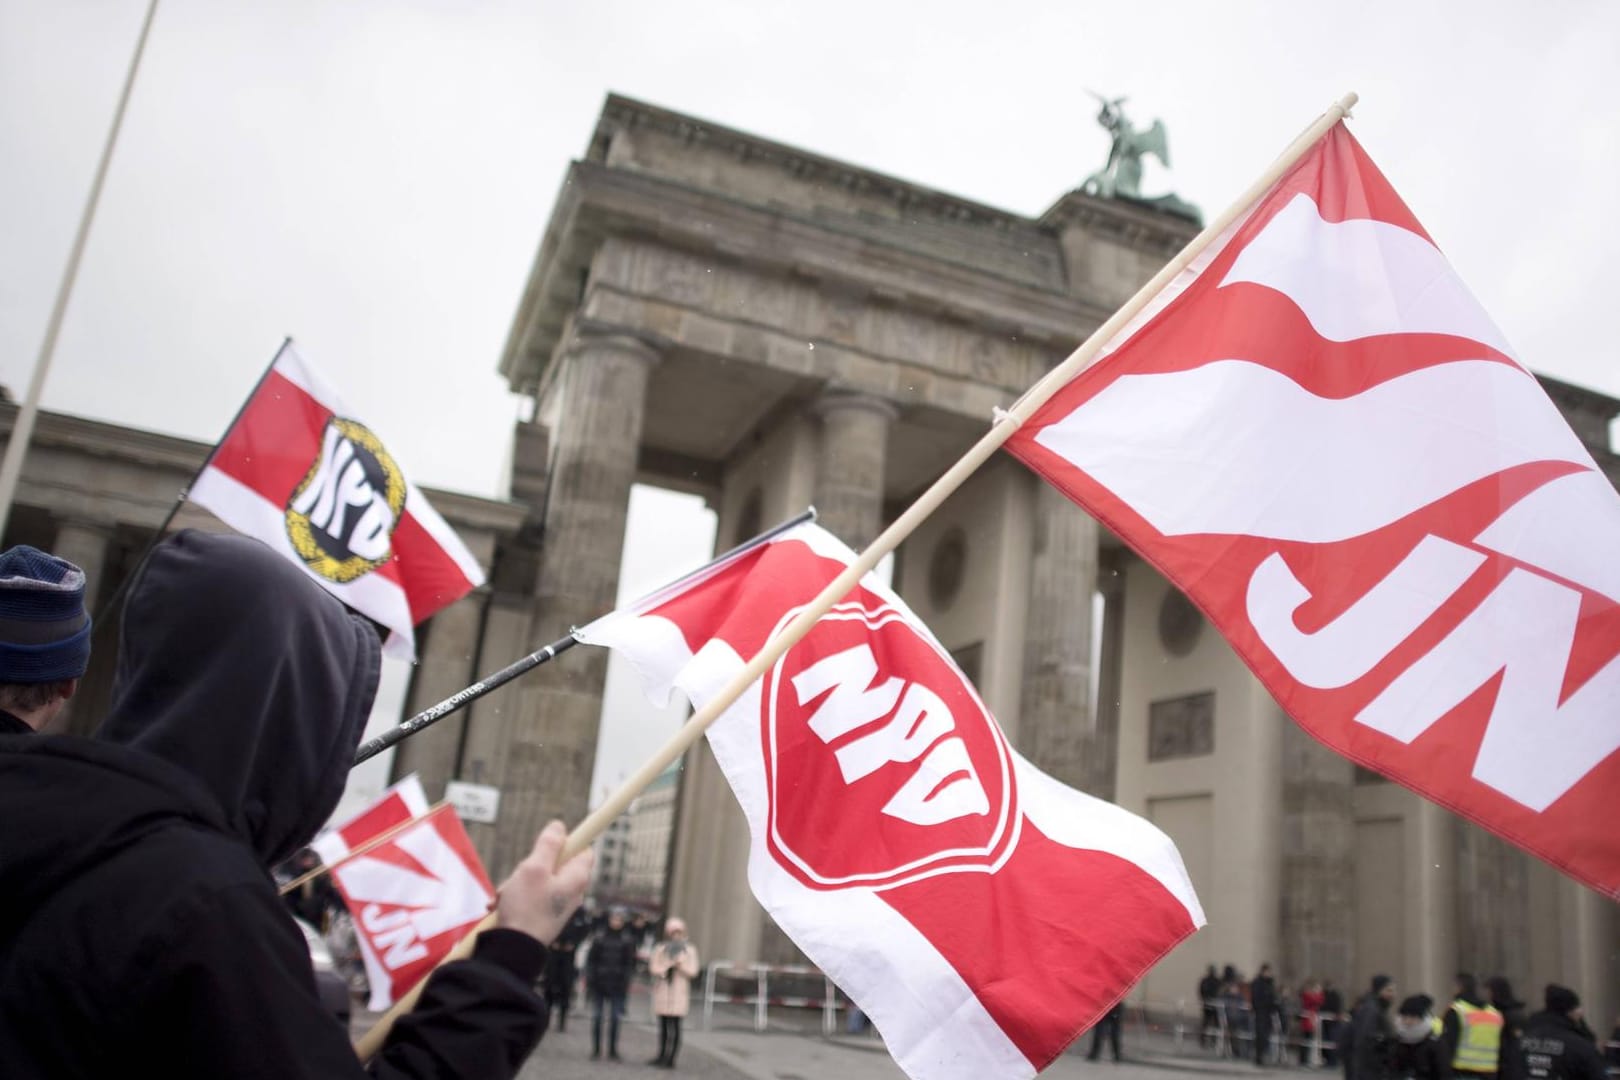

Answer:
[353,506,817,767]
[91,337,293,630]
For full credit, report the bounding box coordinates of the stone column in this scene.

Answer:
[51,517,112,736]
[1455,820,1531,985]
[1016,483,1104,795]
[1414,801,1458,999]
[458,593,532,871]
[1562,885,1618,1031]
[389,589,486,800]
[812,389,897,550]
[489,332,658,878]
[1277,725,1355,989]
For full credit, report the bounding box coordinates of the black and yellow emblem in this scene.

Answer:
[285,418,406,583]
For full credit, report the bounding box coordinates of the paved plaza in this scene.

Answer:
[354,982,1331,1080]
[506,1002,1322,1080]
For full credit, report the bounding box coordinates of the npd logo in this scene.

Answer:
[761,600,1018,891]
[285,418,406,583]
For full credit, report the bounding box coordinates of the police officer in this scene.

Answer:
[1445,974,1505,1080]
[1519,985,1605,1080]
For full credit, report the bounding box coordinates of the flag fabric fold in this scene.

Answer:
[1006,121,1620,898]
[188,342,485,660]
[579,523,1203,1080]
[311,774,430,867]
[314,781,495,1011]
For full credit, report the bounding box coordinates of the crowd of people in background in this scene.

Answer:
[1198,964,1619,1080]
[540,904,701,1069]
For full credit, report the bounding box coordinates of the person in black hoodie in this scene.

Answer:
[0,530,592,1079]
[1519,985,1605,1080]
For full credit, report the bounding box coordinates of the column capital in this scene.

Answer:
[564,328,662,369]
[811,386,898,423]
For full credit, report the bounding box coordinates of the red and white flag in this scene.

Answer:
[312,774,430,867]
[579,523,1203,1080]
[189,341,485,660]
[1007,123,1620,897]
[315,788,495,1010]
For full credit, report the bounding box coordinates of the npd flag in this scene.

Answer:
[1006,122,1620,897]
[189,342,484,659]
[579,523,1203,1080]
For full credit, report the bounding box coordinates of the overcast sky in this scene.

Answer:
[5,1,1618,814]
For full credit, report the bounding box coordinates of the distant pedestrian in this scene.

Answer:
[648,917,700,1069]
[1392,995,1451,1080]
[1488,977,1528,1080]
[586,907,640,1061]
[0,545,91,734]
[1301,980,1327,1066]
[1223,975,1252,1060]
[1087,1001,1125,1062]
[1202,965,1224,1049]
[1253,963,1280,1065]
[1519,985,1605,1080]
[1323,981,1346,1068]
[1348,974,1398,1080]
[543,907,592,1032]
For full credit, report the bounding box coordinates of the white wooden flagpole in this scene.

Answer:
[0,0,161,538]
[354,90,1358,1061]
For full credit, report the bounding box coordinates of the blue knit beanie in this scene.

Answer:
[0,545,92,683]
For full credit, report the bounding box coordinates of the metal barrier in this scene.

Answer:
[1119,995,1191,1053]
[701,960,844,1034]
[1189,1000,1342,1065]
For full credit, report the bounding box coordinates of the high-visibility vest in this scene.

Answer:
[1451,1001,1504,1073]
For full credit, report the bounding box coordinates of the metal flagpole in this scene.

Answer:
[356,94,1360,1061]
[0,0,161,538]
[351,631,579,767]
[351,506,816,766]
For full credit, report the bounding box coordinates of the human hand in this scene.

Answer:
[495,820,593,945]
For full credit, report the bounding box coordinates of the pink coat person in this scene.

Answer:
[648,919,700,1018]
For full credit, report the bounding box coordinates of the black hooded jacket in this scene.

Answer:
[1520,1012,1606,1080]
[0,531,548,1078]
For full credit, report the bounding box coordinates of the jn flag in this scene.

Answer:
[579,523,1203,1080]
[189,342,485,660]
[314,785,495,1011]
[311,774,430,867]
[1007,123,1620,897]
